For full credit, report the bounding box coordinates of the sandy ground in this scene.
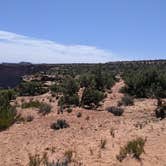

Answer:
[0,80,166,166]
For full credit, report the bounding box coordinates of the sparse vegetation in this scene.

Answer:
[107,106,124,116]
[64,150,73,163]
[118,95,134,106]
[0,89,17,131]
[18,81,47,96]
[22,100,41,109]
[81,88,104,109]
[51,119,69,130]
[39,103,52,115]
[116,137,146,162]
[28,152,58,166]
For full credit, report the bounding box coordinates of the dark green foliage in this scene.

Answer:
[81,88,104,108]
[0,89,16,108]
[0,106,17,131]
[0,89,17,131]
[91,65,115,91]
[107,106,124,116]
[155,101,166,119]
[58,94,79,107]
[50,83,63,94]
[79,74,95,88]
[39,103,52,115]
[62,77,79,96]
[123,67,166,98]
[18,81,47,96]
[51,119,69,130]
[118,95,134,106]
[116,138,146,161]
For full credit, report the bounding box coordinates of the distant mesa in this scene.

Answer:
[19,62,32,65]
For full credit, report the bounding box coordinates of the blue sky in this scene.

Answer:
[0,0,166,63]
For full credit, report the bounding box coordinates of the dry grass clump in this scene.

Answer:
[100,139,107,149]
[116,137,146,162]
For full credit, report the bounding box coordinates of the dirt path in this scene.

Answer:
[103,79,124,109]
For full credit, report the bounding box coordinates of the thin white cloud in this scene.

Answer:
[0,30,116,63]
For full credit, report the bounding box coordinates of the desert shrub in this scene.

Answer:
[0,89,16,108]
[28,153,42,166]
[0,89,17,131]
[79,66,115,91]
[58,94,79,107]
[155,101,166,119]
[118,95,134,106]
[64,150,73,163]
[50,83,64,94]
[123,68,166,98]
[107,106,124,116]
[0,106,17,131]
[39,103,52,115]
[66,108,72,113]
[18,81,47,96]
[28,152,58,166]
[22,100,41,108]
[65,94,79,106]
[62,77,79,96]
[51,119,69,130]
[76,112,82,118]
[79,74,95,88]
[116,137,145,162]
[81,88,104,108]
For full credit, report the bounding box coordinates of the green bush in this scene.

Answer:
[0,89,16,108]
[155,102,166,119]
[123,68,166,98]
[51,119,69,130]
[116,138,145,162]
[62,77,79,96]
[39,103,52,115]
[18,81,47,96]
[81,88,104,108]
[0,106,17,131]
[58,94,79,107]
[50,83,63,94]
[0,89,17,131]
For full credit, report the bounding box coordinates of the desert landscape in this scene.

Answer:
[0,61,165,166]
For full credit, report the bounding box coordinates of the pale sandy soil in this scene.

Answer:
[0,80,166,166]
